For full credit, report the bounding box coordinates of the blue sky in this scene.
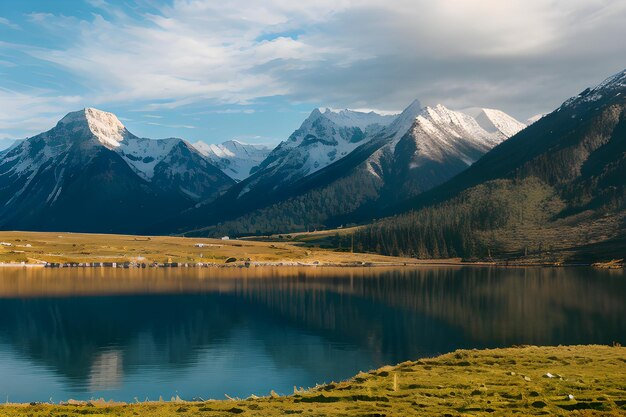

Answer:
[1,0,625,145]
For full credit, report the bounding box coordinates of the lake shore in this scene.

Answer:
[0,345,624,416]
[0,231,620,269]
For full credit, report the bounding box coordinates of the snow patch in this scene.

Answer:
[474,108,526,137]
[60,108,127,149]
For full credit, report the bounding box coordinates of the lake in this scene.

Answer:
[0,266,624,403]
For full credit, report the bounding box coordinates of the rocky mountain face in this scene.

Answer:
[0,108,234,233]
[193,140,271,182]
[354,69,626,262]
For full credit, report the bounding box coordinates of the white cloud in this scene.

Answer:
[0,17,20,30]
[2,0,626,136]
[145,121,196,129]
[0,88,83,138]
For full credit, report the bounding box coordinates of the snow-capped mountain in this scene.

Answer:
[0,108,234,233]
[361,103,511,198]
[407,105,507,164]
[193,140,271,181]
[249,107,398,189]
[474,108,526,138]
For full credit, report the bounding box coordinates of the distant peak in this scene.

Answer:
[474,108,526,137]
[394,99,423,120]
[309,108,323,117]
[59,108,127,149]
[526,114,545,125]
[404,99,423,112]
[306,106,396,130]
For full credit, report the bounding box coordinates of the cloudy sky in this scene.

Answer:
[1,0,625,144]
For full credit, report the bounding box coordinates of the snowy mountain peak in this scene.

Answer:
[59,107,127,149]
[474,108,526,137]
[526,114,545,125]
[417,104,487,138]
[412,104,507,154]
[384,99,423,142]
[423,104,458,119]
[311,107,396,130]
[403,99,423,116]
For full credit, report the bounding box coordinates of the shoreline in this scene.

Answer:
[0,231,621,269]
[0,260,609,269]
[0,345,624,416]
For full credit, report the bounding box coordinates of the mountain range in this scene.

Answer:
[353,69,626,261]
[174,100,524,235]
[0,99,523,236]
[1,67,623,262]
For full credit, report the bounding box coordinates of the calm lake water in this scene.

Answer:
[0,266,624,402]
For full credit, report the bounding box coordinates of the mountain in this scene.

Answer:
[352,69,626,262]
[192,140,271,181]
[244,107,398,190]
[361,104,514,198]
[173,101,521,236]
[473,108,526,137]
[0,108,234,233]
[160,106,401,232]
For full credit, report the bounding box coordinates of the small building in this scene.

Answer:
[221,236,230,240]
[0,242,13,246]
[194,243,206,248]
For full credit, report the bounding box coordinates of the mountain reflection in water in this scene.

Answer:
[0,266,623,402]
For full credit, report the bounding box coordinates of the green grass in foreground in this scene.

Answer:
[1,345,625,416]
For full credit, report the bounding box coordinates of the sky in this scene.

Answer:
[1,0,625,145]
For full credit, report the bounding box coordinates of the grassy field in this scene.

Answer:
[0,230,437,266]
[0,345,624,416]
